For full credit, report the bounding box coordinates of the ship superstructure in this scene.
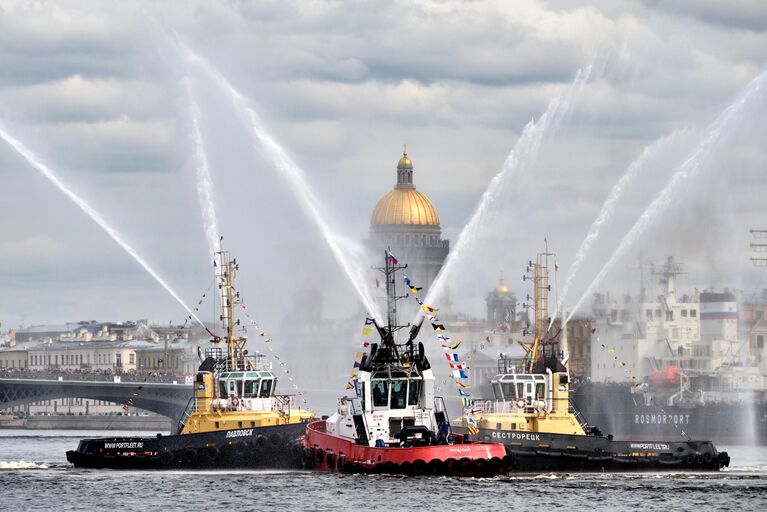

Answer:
[302,252,508,476]
[67,243,314,469]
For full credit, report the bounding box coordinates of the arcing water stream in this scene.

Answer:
[0,123,206,328]
[176,40,382,321]
[183,78,220,259]
[551,129,690,328]
[422,63,594,316]
[567,67,767,321]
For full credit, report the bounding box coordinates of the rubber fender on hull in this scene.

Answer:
[427,459,444,475]
[337,454,346,472]
[412,459,427,474]
[269,433,284,447]
[445,458,458,475]
[399,461,412,475]
[183,448,198,466]
[302,447,315,469]
[315,448,325,467]
[159,450,174,468]
[702,452,713,464]
[326,452,335,469]
[234,441,247,455]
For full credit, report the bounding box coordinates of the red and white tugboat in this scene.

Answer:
[302,252,508,477]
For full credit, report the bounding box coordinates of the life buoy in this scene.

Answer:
[516,399,526,409]
[230,396,240,409]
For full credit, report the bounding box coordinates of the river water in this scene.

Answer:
[1,429,766,511]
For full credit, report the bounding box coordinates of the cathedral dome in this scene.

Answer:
[371,149,440,226]
[371,188,440,226]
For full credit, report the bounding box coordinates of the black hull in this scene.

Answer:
[572,382,767,444]
[454,427,729,472]
[66,422,308,470]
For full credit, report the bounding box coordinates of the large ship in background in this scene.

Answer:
[570,255,767,444]
[67,244,314,469]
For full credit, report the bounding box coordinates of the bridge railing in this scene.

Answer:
[176,397,198,433]
[0,369,190,384]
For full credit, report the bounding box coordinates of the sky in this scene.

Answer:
[1,0,766,334]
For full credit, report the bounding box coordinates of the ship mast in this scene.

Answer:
[371,249,413,364]
[215,241,247,371]
[522,248,554,373]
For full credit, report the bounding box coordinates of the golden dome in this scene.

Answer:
[496,275,509,293]
[371,188,440,226]
[398,154,412,167]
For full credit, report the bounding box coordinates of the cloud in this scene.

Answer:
[0,0,765,332]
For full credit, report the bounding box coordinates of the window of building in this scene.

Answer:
[681,309,687,317]
[129,353,135,364]
[646,309,652,319]
[758,335,764,349]
[690,309,697,318]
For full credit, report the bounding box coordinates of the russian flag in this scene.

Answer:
[388,251,398,265]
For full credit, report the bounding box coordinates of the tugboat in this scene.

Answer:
[66,244,314,469]
[302,252,508,477]
[454,249,730,471]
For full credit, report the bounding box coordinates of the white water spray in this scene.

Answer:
[183,78,220,259]
[567,68,767,321]
[0,123,206,328]
[552,129,689,328]
[423,64,593,313]
[176,41,381,321]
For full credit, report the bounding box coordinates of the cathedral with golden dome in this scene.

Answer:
[370,148,449,295]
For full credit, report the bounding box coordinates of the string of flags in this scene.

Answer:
[232,292,308,405]
[595,327,641,385]
[347,317,375,390]
[122,385,143,413]
[405,275,479,416]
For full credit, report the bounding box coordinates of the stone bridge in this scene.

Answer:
[0,377,192,421]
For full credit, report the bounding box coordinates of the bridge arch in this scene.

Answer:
[0,378,191,421]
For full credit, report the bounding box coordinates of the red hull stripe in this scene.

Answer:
[303,420,506,471]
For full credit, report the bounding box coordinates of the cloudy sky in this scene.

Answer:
[1,0,766,335]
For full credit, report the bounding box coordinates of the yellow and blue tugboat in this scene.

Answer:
[66,245,314,469]
[454,249,730,472]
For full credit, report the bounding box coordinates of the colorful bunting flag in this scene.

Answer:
[455,382,471,389]
[362,327,372,335]
[365,317,374,325]
[453,369,468,379]
[467,416,479,435]
[421,304,439,313]
[432,323,445,331]
[458,389,471,397]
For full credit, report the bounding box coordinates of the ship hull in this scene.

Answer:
[66,422,308,469]
[572,382,767,445]
[452,427,729,471]
[302,420,510,476]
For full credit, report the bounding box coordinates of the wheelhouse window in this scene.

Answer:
[407,379,422,406]
[492,382,503,401]
[259,379,273,397]
[391,380,407,409]
[244,379,259,398]
[501,382,515,400]
[372,379,389,407]
[219,382,228,398]
[535,383,545,400]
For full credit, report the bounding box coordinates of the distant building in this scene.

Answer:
[369,149,449,298]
